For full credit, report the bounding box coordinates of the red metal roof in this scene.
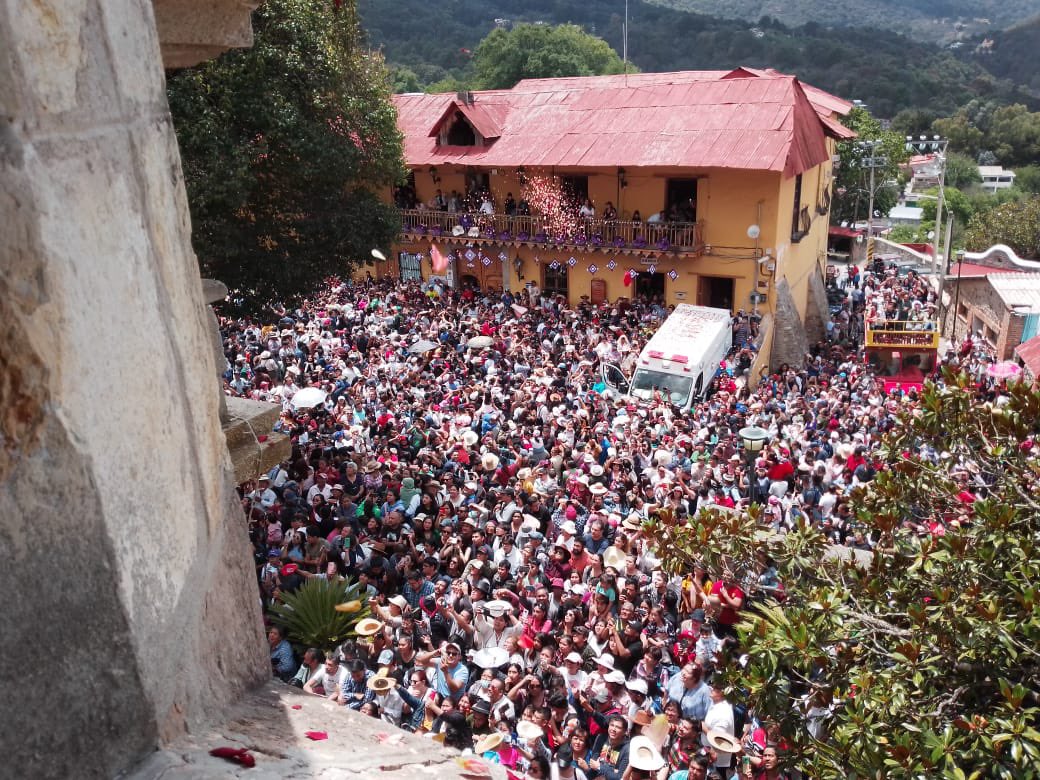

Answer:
[1015,335,1040,377]
[428,100,503,140]
[393,69,852,177]
[829,226,863,238]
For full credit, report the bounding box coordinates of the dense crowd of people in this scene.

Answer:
[224,258,1004,780]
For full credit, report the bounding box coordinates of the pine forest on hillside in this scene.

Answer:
[358,0,1039,120]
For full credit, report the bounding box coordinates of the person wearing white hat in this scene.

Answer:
[626,735,665,776]
[560,651,588,697]
[701,683,737,770]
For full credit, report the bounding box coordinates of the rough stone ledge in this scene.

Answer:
[223,397,290,485]
[123,684,503,779]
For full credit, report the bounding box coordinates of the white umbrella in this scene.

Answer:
[290,386,327,409]
[409,339,439,354]
[467,335,494,349]
[511,303,529,317]
[470,647,509,669]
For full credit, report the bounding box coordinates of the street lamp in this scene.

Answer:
[739,425,770,502]
[747,222,761,315]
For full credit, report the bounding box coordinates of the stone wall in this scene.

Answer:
[0,1,266,777]
[944,277,1025,360]
[873,237,932,267]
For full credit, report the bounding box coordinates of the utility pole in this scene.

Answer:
[906,135,948,273]
[938,209,955,333]
[857,139,885,264]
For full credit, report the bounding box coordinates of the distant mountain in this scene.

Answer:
[359,0,1038,118]
[649,0,1039,43]
[958,15,1040,96]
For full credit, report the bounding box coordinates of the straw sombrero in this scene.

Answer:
[474,732,504,754]
[706,729,741,754]
[621,513,643,532]
[367,675,397,693]
[355,618,385,637]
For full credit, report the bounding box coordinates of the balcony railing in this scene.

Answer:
[397,208,704,253]
[865,319,940,350]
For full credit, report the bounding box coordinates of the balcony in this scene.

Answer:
[397,209,705,255]
[865,320,940,350]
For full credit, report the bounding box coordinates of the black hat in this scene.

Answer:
[472,697,492,715]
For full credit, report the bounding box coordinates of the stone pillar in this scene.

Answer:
[0,2,266,777]
[770,278,811,371]
[804,263,831,346]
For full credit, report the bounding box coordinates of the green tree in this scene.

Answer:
[167,0,405,304]
[987,104,1040,167]
[933,113,985,160]
[831,107,909,225]
[472,23,628,90]
[648,373,1040,779]
[1015,165,1040,195]
[963,196,1040,258]
[944,152,982,190]
[388,65,423,94]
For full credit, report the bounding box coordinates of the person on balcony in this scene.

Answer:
[479,193,495,215]
[431,189,446,211]
[579,199,596,219]
[504,193,517,216]
[602,202,617,221]
[448,191,461,212]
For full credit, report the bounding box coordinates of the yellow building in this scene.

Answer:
[377,68,853,369]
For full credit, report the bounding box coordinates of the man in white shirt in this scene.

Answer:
[306,471,333,503]
[247,475,278,509]
[304,655,348,704]
[702,684,736,771]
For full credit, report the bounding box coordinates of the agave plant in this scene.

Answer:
[268,576,371,653]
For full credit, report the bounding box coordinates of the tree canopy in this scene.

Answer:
[830,107,909,226]
[648,372,1040,778]
[167,0,405,304]
[471,23,629,90]
[963,196,1040,259]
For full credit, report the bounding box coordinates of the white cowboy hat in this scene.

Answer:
[516,721,544,742]
[481,452,500,471]
[706,729,741,754]
[461,430,479,447]
[602,546,627,570]
[628,736,666,771]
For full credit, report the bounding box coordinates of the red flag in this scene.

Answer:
[431,244,448,274]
